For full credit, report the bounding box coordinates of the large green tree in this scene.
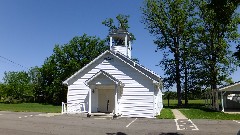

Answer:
[142,0,198,106]
[35,34,108,105]
[102,14,136,42]
[197,0,239,109]
[2,71,33,102]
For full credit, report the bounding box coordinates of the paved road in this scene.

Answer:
[0,111,239,135]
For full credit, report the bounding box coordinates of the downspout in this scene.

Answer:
[153,82,156,117]
[89,87,92,114]
[153,80,159,117]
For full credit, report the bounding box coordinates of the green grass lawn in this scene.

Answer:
[159,99,240,120]
[179,108,240,120]
[157,108,175,119]
[0,103,61,113]
[158,99,205,119]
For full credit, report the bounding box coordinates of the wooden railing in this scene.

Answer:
[62,102,86,114]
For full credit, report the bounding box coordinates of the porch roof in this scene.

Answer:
[85,70,124,86]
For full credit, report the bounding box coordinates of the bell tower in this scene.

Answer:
[109,27,132,58]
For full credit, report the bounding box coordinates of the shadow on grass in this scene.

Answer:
[164,103,204,109]
[163,103,219,112]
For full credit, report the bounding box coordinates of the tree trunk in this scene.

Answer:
[183,44,188,106]
[175,50,182,106]
[167,91,170,107]
[211,66,218,110]
[184,64,188,106]
[210,49,218,110]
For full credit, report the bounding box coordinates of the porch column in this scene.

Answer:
[221,91,227,112]
[221,91,224,112]
[115,84,118,114]
[89,88,92,114]
[128,40,131,58]
[125,35,128,56]
[110,36,113,49]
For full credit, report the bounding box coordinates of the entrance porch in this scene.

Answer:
[85,70,124,116]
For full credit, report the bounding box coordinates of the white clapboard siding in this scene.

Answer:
[121,111,153,116]
[122,114,153,118]
[104,69,125,75]
[103,57,154,117]
[67,99,85,104]
[67,91,88,99]
[68,90,89,95]
[72,79,87,85]
[67,97,87,102]
[120,103,153,108]
[122,92,154,96]
[121,109,154,118]
[112,46,126,55]
[121,96,153,101]
[121,109,153,113]
[119,93,154,118]
[69,84,88,89]
[119,79,139,84]
[66,51,162,117]
[123,84,145,88]
[67,61,106,112]
[95,64,117,70]
[80,73,98,79]
[123,88,150,92]
[88,68,101,74]
[120,100,153,104]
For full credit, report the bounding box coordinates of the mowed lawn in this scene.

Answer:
[160,99,240,120]
[158,99,205,119]
[180,108,240,120]
[0,103,61,113]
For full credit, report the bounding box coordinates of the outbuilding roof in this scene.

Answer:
[218,81,240,91]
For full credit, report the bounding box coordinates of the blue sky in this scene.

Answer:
[0,0,239,89]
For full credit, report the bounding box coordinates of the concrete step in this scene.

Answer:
[90,113,120,119]
[90,113,114,117]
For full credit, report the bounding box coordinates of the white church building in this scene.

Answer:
[62,28,163,118]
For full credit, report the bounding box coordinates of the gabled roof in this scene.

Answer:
[219,81,240,91]
[63,50,161,85]
[85,70,123,86]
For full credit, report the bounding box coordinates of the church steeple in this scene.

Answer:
[109,27,132,58]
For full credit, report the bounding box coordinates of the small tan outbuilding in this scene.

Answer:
[218,81,240,112]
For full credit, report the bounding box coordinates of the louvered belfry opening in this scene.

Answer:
[109,28,132,58]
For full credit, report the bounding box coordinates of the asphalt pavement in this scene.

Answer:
[0,111,239,135]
